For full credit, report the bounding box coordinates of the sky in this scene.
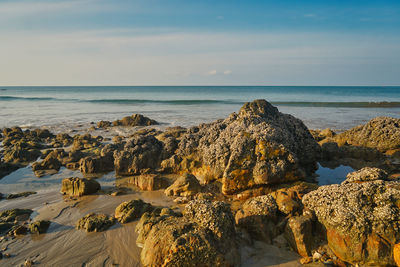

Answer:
[0,0,399,86]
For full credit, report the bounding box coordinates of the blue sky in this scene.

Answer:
[0,0,399,85]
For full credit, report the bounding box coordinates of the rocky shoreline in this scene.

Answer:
[0,99,400,266]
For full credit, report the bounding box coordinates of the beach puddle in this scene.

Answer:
[316,163,354,185]
[0,165,117,194]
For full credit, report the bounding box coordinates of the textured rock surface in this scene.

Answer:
[285,215,314,257]
[112,114,158,127]
[172,99,320,194]
[127,174,169,191]
[343,167,388,184]
[136,200,239,267]
[114,135,164,175]
[115,199,154,223]
[235,194,279,243]
[333,117,400,152]
[303,167,400,265]
[29,220,51,234]
[165,173,202,197]
[76,213,115,232]
[60,177,100,197]
[32,150,62,176]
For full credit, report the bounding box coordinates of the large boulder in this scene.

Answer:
[333,117,400,153]
[164,173,202,197]
[112,114,158,127]
[114,135,164,175]
[60,177,100,197]
[173,100,320,194]
[136,200,240,267]
[302,167,400,266]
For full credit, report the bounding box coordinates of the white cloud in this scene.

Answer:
[0,29,399,85]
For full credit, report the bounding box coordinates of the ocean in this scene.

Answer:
[1,86,399,132]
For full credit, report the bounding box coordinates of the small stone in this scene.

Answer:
[313,251,322,261]
[24,259,33,266]
[300,257,313,264]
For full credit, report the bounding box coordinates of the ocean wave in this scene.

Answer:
[272,101,400,108]
[86,99,243,105]
[1,95,399,108]
[0,96,58,101]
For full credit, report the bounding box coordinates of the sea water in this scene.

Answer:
[0,86,399,131]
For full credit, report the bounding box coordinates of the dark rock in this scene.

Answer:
[29,220,51,234]
[6,191,37,199]
[114,135,164,176]
[76,213,115,232]
[97,120,112,128]
[0,161,19,179]
[115,199,154,223]
[60,177,100,197]
[112,114,158,127]
[32,151,62,176]
[235,194,279,243]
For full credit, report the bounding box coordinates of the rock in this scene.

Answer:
[313,251,322,261]
[114,135,164,175]
[3,145,41,164]
[76,213,115,232]
[112,114,158,127]
[97,120,112,128]
[32,151,61,176]
[300,256,313,264]
[24,259,34,266]
[270,183,317,216]
[13,225,28,236]
[285,215,314,257]
[174,100,320,194]
[60,177,100,197]
[127,174,169,191]
[394,243,400,267]
[302,168,400,266]
[342,167,388,184]
[29,220,51,234]
[235,194,279,243]
[79,155,114,174]
[164,173,202,197]
[0,209,33,223]
[115,199,154,223]
[6,191,37,199]
[136,200,239,267]
[55,133,73,146]
[333,117,400,153]
[0,161,19,179]
[71,134,102,152]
